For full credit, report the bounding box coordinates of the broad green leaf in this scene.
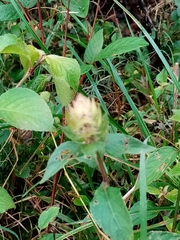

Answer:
[45,55,80,106]
[38,206,59,230]
[0,187,15,213]
[0,4,19,21]
[54,78,74,107]
[156,68,167,86]
[171,109,180,122]
[165,189,178,203]
[0,34,28,55]
[90,185,133,240]
[147,231,180,239]
[105,133,156,158]
[62,0,90,18]
[40,141,81,183]
[0,88,54,131]
[169,162,180,176]
[20,45,41,71]
[130,200,158,226]
[20,0,37,8]
[147,186,161,195]
[96,37,148,60]
[136,147,178,189]
[84,29,104,64]
[0,34,35,71]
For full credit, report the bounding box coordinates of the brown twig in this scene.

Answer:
[89,0,101,40]
[37,0,45,44]
[62,0,71,57]
[17,0,40,40]
[15,54,45,88]
[47,1,71,233]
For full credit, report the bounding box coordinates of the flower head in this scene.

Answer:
[65,94,108,143]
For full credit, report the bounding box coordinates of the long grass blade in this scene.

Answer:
[113,0,180,93]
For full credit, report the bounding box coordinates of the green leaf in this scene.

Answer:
[0,4,19,21]
[0,34,28,55]
[40,141,82,183]
[73,195,90,206]
[28,74,51,92]
[84,29,104,64]
[165,189,178,203]
[38,206,59,230]
[80,63,93,74]
[156,68,167,86]
[20,45,41,71]
[130,200,158,226]
[169,162,180,176]
[45,55,80,106]
[20,0,37,8]
[96,37,148,60]
[0,34,37,71]
[105,133,156,158]
[0,88,54,131]
[136,147,178,189]
[171,109,180,122]
[15,163,30,178]
[90,185,133,240]
[147,231,180,239]
[0,187,15,213]
[62,0,90,18]
[76,142,105,168]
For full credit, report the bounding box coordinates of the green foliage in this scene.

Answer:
[84,29,104,64]
[38,206,59,230]
[90,185,133,240]
[0,4,19,21]
[62,0,90,18]
[0,88,54,131]
[45,55,80,106]
[0,187,15,213]
[0,1,180,239]
[147,231,180,239]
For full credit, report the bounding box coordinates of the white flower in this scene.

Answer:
[65,94,106,143]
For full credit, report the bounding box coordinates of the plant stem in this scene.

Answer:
[96,151,109,185]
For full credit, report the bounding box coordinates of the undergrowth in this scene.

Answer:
[1,0,180,240]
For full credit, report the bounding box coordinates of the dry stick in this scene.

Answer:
[47,0,71,233]
[89,0,100,40]
[62,0,71,57]
[3,132,18,188]
[37,0,45,44]
[17,0,40,40]
[64,168,110,240]
[49,0,70,206]
[15,55,45,88]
